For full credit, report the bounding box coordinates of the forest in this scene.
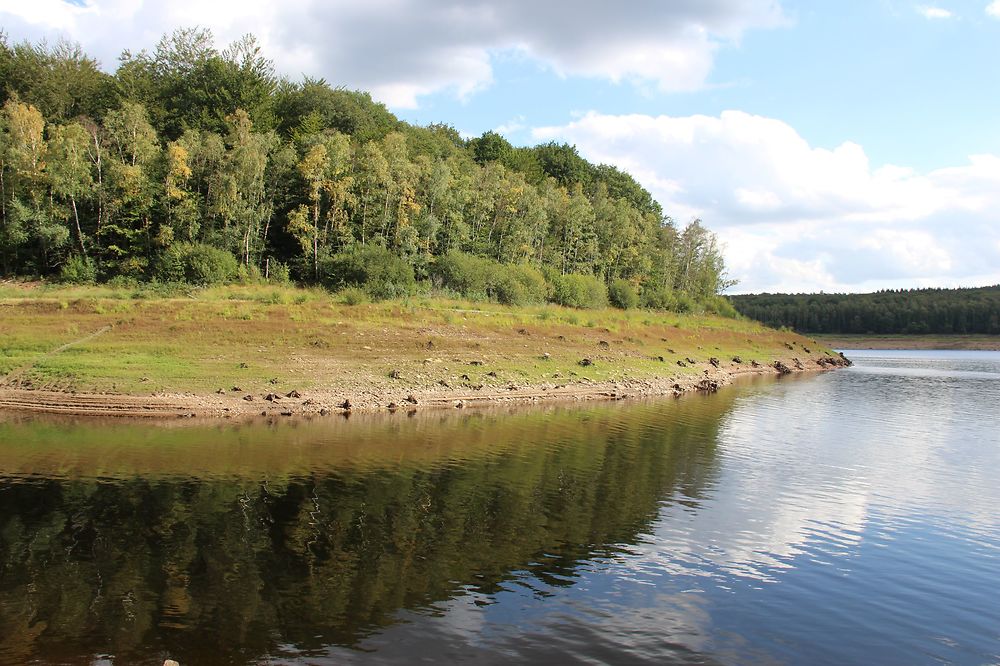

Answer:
[729,286,1000,335]
[0,29,733,313]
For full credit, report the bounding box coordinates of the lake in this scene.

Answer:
[1,350,998,665]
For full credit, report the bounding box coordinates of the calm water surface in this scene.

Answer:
[0,350,998,665]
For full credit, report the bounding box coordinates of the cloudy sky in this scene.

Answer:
[3,0,1000,293]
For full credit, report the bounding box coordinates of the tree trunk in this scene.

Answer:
[71,195,86,257]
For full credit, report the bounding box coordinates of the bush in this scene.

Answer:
[551,273,608,309]
[641,284,675,311]
[58,255,97,284]
[673,293,695,313]
[323,245,416,300]
[506,264,547,304]
[268,260,291,284]
[337,286,370,305]
[432,251,492,299]
[704,295,739,318]
[608,278,639,309]
[156,243,239,285]
[432,252,547,306]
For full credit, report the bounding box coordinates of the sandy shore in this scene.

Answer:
[0,352,850,419]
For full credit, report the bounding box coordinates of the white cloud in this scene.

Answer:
[494,115,527,136]
[0,0,787,108]
[533,111,1000,293]
[917,6,954,19]
[987,1,1000,18]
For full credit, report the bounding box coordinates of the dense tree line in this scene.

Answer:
[0,29,734,311]
[730,286,1000,335]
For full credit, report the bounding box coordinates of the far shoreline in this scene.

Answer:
[815,334,1000,351]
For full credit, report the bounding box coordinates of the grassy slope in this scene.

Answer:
[0,282,837,406]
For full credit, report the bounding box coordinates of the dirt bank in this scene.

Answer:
[0,352,851,419]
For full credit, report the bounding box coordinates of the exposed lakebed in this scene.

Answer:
[0,351,997,665]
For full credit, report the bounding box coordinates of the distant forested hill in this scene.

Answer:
[0,29,733,312]
[729,287,1000,334]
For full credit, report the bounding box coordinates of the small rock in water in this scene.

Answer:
[772,361,793,375]
[164,660,180,666]
[216,388,226,394]
[732,356,743,364]
[243,394,254,402]
[709,357,721,368]
[389,369,402,379]
[578,358,593,367]
[676,360,687,368]
[695,379,721,393]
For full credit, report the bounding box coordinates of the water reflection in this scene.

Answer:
[0,396,733,665]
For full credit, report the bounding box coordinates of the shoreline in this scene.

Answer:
[816,334,1000,351]
[0,352,850,419]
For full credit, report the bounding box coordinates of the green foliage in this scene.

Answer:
[432,250,492,299]
[608,278,639,310]
[470,130,512,165]
[551,273,608,309]
[336,286,369,305]
[731,286,1000,334]
[323,245,415,300]
[58,254,97,284]
[703,295,738,318]
[432,251,546,306]
[0,30,734,311]
[156,242,239,285]
[267,260,291,284]
[641,284,674,311]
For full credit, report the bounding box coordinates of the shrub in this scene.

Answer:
[432,251,492,300]
[641,284,675,311]
[673,293,695,313]
[432,252,547,306]
[156,243,238,285]
[608,278,639,310]
[268,260,291,284]
[551,273,608,309]
[324,245,416,300]
[58,255,97,284]
[337,286,369,305]
[704,295,739,318]
[506,264,547,304]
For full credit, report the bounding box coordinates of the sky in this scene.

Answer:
[2,0,1000,293]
